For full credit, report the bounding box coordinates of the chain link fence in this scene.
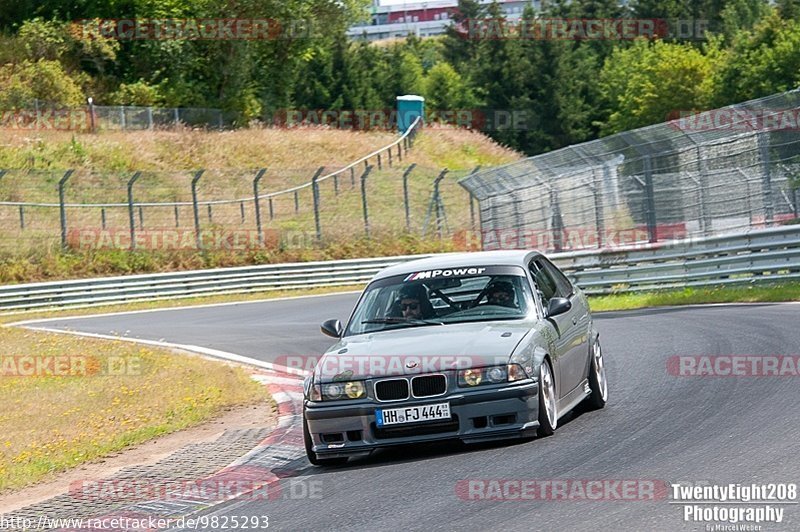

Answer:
[0,116,481,253]
[0,165,476,254]
[459,89,800,252]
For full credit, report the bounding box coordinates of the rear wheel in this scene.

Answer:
[303,413,348,466]
[585,340,608,410]
[537,360,557,437]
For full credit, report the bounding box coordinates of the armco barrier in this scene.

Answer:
[1,226,798,312]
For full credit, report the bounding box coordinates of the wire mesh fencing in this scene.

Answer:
[0,163,477,255]
[459,89,800,252]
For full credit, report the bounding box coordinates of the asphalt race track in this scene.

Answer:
[23,296,800,531]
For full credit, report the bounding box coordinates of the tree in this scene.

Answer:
[706,12,800,106]
[598,39,712,135]
[442,0,485,70]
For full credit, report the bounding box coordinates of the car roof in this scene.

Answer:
[373,250,543,280]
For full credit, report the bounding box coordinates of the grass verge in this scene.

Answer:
[0,326,270,493]
[588,283,800,312]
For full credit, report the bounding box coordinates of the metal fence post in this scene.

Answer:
[550,189,564,252]
[58,170,73,249]
[350,167,355,188]
[397,143,402,162]
[19,205,24,230]
[590,172,604,248]
[468,166,481,230]
[207,204,212,223]
[360,165,373,238]
[643,155,658,243]
[101,207,106,229]
[377,153,382,170]
[138,206,144,229]
[191,170,204,249]
[758,132,774,225]
[333,173,339,196]
[240,201,245,223]
[422,169,449,238]
[294,190,299,213]
[388,147,393,167]
[174,205,180,227]
[735,169,754,226]
[311,166,325,243]
[253,168,266,245]
[268,198,274,220]
[127,171,141,249]
[402,163,417,232]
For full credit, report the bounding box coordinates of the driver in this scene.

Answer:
[394,284,433,319]
[486,280,517,308]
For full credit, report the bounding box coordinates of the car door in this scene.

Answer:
[538,257,590,395]
[528,258,572,400]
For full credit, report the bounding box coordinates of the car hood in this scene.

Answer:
[315,321,533,382]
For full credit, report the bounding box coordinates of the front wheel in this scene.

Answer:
[303,413,348,466]
[585,340,608,410]
[537,360,557,437]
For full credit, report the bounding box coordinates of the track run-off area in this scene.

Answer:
[15,294,800,531]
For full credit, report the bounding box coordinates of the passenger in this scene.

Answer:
[486,280,517,308]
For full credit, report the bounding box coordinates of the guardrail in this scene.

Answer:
[550,224,800,295]
[0,255,433,312]
[1,225,798,312]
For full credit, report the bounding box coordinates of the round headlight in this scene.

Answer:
[487,366,506,383]
[463,369,483,386]
[345,381,365,399]
[323,383,344,399]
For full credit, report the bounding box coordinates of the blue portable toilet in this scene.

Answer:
[397,95,425,134]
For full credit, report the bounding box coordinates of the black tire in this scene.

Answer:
[537,360,557,438]
[585,340,608,410]
[303,413,348,466]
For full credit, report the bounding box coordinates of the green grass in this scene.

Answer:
[588,282,800,312]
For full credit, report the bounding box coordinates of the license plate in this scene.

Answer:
[375,402,451,427]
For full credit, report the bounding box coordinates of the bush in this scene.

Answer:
[0,59,84,108]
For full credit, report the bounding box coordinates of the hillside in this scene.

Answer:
[0,126,522,282]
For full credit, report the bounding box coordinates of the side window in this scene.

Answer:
[540,258,574,298]
[529,260,557,306]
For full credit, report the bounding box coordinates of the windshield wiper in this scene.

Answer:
[361,317,444,327]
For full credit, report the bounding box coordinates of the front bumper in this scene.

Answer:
[305,380,540,458]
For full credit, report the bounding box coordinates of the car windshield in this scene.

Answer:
[345,265,533,336]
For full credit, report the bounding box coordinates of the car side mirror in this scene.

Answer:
[320,319,343,338]
[547,297,572,317]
